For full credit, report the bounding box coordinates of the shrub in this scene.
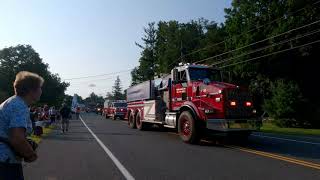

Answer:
[263,79,303,127]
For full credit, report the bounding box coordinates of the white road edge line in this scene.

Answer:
[252,134,320,145]
[80,116,135,180]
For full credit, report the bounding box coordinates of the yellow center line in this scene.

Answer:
[227,145,320,170]
[166,133,320,170]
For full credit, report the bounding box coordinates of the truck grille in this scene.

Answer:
[224,89,253,118]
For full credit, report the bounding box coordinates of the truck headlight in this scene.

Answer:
[230,101,236,106]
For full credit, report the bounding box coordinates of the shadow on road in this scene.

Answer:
[44,133,95,142]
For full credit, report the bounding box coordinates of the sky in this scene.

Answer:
[0,0,232,98]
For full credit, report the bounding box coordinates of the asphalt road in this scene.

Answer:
[24,113,320,180]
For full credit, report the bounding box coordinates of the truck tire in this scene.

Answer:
[129,112,136,129]
[135,113,145,130]
[178,111,200,144]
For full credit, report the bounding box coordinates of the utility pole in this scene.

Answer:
[179,27,184,63]
[180,39,186,63]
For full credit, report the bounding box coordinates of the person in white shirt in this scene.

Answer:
[49,106,56,124]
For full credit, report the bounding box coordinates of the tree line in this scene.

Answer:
[71,76,126,107]
[131,0,320,128]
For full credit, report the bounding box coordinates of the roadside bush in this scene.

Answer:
[296,102,320,128]
[249,74,272,116]
[263,79,303,128]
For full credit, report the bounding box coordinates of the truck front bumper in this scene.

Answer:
[114,112,125,117]
[206,119,262,132]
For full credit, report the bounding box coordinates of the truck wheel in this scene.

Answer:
[178,111,200,144]
[136,113,145,130]
[129,113,136,129]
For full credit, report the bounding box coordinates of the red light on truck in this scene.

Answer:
[230,101,236,106]
[245,102,252,107]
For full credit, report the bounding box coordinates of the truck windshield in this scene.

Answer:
[114,103,127,107]
[189,68,221,82]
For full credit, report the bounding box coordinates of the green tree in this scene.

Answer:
[263,79,303,127]
[131,22,158,85]
[0,45,69,106]
[75,94,84,104]
[130,67,145,85]
[155,20,208,73]
[84,92,104,105]
[63,94,73,107]
[198,20,227,63]
[112,76,125,100]
[132,19,226,79]
[130,1,320,128]
[223,0,320,127]
[105,92,114,101]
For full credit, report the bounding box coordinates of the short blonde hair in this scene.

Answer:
[14,71,44,96]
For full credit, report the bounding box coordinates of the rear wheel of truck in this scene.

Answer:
[178,111,200,144]
[129,112,136,129]
[136,113,145,130]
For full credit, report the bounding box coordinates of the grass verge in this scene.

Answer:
[29,125,54,144]
[261,122,320,137]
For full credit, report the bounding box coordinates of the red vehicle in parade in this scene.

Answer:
[126,63,262,144]
[103,100,127,120]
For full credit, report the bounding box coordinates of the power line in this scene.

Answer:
[63,69,133,81]
[181,0,320,61]
[68,77,114,85]
[168,0,319,67]
[195,19,320,65]
[67,72,131,83]
[210,28,320,66]
[219,39,320,68]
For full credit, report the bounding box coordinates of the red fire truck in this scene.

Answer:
[103,100,127,120]
[126,63,261,144]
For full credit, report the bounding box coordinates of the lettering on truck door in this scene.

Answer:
[172,69,188,111]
